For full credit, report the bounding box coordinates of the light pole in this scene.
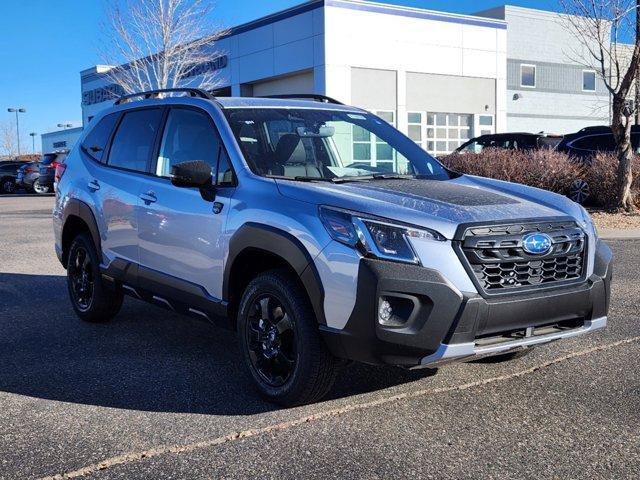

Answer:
[7,107,26,156]
[57,123,73,129]
[29,132,38,153]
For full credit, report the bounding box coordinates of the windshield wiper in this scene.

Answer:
[372,173,417,180]
[334,173,418,182]
[266,174,336,183]
[266,173,422,184]
[293,176,335,182]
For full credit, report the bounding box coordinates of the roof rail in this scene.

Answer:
[263,94,344,105]
[114,88,215,105]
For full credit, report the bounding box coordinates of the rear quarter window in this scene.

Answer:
[81,113,120,163]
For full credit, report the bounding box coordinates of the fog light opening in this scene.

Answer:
[378,299,393,324]
[378,295,417,327]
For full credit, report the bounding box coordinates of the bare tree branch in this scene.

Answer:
[560,0,639,211]
[0,120,18,157]
[100,0,228,95]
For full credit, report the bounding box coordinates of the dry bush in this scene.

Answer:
[15,154,40,163]
[441,148,639,208]
[442,148,584,192]
[587,153,640,209]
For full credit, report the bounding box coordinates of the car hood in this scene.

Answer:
[275,175,585,239]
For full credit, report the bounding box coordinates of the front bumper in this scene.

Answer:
[419,316,606,368]
[320,239,612,367]
[16,173,36,189]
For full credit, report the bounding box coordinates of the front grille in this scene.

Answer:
[459,221,586,294]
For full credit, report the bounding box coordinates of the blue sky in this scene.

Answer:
[0,0,559,150]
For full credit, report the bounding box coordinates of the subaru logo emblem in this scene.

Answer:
[522,233,552,255]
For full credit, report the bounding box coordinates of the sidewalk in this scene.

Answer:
[599,228,640,240]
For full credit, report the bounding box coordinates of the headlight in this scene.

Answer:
[319,206,445,264]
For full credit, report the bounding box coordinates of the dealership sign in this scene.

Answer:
[82,55,229,106]
[82,84,126,106]
[183,55,228,79]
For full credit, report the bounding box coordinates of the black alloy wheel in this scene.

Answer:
[68,245,94,312]
[246,294,297,387]
[66,233,123,322]
[238,270,339,406]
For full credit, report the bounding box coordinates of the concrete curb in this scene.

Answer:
[598,229,640,240]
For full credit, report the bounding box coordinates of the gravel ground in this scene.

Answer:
[1,196,638,480]
[590,210,640,230]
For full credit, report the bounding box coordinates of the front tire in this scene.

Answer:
[1,177,15,194]
[66,233,123,322]
[238,270,338,406]
[33,179,50,194]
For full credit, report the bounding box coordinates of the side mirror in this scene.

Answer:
[170,160,212,187]
[170,160,215,201]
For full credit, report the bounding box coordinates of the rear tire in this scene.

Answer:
[568,179,589,205]
[66,233,123,322]
[238,269,339,406]
[33,179,50,194]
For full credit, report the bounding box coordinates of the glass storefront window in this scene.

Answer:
[407,111,479,156]
[351,110,399,169]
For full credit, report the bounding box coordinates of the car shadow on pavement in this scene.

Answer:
[1,193,54,198]
[0,273,435,415]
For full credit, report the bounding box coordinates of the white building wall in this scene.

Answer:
[79,0,506,155]
[323,1,507,152]
[251,70,315,97]
[477,5,610,134]
[41,127,83,153]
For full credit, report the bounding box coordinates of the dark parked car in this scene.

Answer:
[16,153,62,194]
[16,162,40,193]
[38,151,67,192]
[555,125,640,204]
[0,161,26,194]
[556,125,640,158]
[456,132,562,153]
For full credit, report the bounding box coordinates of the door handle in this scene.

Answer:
[139,191,157,205]
[87,180,100,191]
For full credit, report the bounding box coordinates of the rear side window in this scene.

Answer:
[156,108,221,177]
[0,163,20,172]
[108,109,163,172]
[82,113,119,163]
[40,154,58,165]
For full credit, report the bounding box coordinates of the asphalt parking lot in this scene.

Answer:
[0,195,638,480]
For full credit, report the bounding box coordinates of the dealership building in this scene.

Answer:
[44,0,614,155]
[41,126,83,153]
[477,5,610,134]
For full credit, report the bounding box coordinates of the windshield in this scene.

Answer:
[223,108,451,181]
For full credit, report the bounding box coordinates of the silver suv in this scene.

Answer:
[54,89,612,406]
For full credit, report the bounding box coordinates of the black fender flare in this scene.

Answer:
[61,198,102,264]
[223,222,326,325]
